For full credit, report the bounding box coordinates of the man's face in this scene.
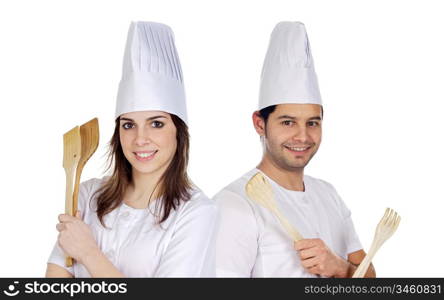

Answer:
[258,104,323,171]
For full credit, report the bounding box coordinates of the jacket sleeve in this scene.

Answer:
[153,195,219,277]
[213,190,259,277]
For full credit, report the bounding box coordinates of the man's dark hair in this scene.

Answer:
[258,104,324,123]
[258,105,277,123]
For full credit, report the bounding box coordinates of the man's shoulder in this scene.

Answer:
[212,169,258,202]
[304,175,348,212]
[304,174,338,193]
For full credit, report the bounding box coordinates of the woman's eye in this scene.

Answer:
[151,120,164,128]
[122,122,135,130]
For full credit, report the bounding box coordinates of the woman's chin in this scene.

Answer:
[130,160,170,177]
[132,165,159,176]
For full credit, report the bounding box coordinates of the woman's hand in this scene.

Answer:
[56,211,100,264]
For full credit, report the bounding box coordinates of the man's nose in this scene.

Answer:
[291,125,308,142]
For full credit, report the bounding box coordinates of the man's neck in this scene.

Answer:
[257,156,305,192]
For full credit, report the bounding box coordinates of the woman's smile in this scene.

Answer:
[133,150,158,161]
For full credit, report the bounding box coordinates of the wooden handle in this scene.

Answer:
[64,168,75,267]
[72,164,84,216]
[352,242,379,278]
[65,169,74,216]
[66,257,74,267]
[273,208,303,241]
[352,252,373,277]
[65,165,84,267]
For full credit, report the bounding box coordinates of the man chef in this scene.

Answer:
[213,21,375,278]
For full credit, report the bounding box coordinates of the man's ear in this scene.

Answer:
[252,111,266,136]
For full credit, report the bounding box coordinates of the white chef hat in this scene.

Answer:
[258,21,322,110]
[115,21,188,124]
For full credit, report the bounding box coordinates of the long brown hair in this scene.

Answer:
[92,114,192,226]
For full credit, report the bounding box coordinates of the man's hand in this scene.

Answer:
[294,238,350,278]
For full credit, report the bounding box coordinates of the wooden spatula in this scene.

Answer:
[245,172,303,241]
[72,118,99,216]
[63,126,81,267]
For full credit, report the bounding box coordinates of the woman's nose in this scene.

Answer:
[134,128,151,146]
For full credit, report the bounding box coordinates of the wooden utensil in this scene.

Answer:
[245,172,303,241]
[72,118,99,216]
[62,126,81,267]
[352,208,401,278]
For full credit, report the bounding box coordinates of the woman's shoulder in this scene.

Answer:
[81,176,108,189]
[170,186,218,228]
[78,176,110,211]
[179,185,217,213]
[188,185,212,202]
[79,176,108,196]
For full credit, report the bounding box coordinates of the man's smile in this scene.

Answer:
[283,145,312,155]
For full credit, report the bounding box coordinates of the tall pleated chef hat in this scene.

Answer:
[115,21,188,124]
[258,21,322,110]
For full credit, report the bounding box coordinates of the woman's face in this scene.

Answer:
[119,111,177,177]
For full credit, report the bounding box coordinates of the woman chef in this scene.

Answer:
[45,21,218,277]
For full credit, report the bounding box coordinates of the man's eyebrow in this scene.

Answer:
[119,116,167,122]
[277,115,297,120]
[308,116,322,121]
[276,115,322,121]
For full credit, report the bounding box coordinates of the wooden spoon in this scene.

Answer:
[62,126,81,267]
[72,118,99,216]
[245,172,303,241]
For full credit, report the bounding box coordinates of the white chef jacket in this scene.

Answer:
[214,169,362,277]
[48,177,218,277]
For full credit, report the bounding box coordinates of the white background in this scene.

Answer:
[0,0,443,277]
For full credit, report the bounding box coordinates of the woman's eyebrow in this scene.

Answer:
[119,116,167,122]
[119,117,134,122]
[146,116,167,121]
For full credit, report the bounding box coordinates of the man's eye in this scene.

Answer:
[122,122,135,129]
[151,121,164,128]
[308,121,319,127]
[282,120,294,126]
